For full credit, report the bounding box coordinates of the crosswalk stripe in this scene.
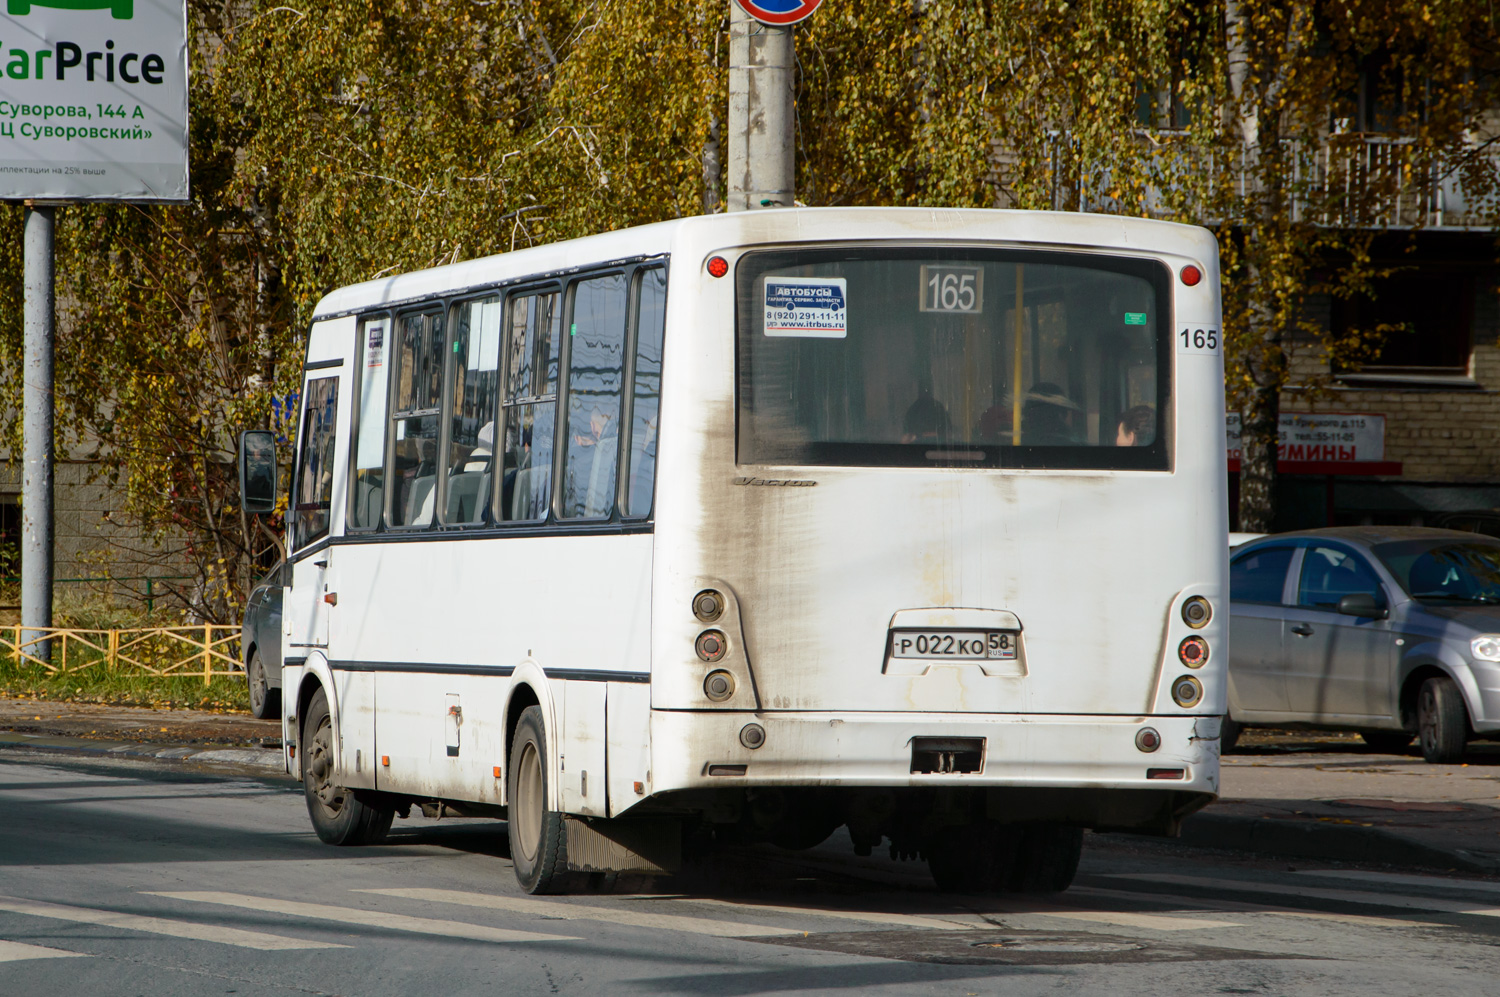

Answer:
[1105,874,1500,918]
[0,896,344,951]
[1295,869,1500,897]
[0,939,88,963]
[147,892,580,944]
[357,888,800,938]
[1072,886,1445,929]
[661,897,977,931]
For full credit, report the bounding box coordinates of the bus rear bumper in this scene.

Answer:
[649,709,1221,800]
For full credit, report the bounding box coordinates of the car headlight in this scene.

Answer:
[1472,635,1500,661]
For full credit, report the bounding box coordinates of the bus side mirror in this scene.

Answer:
[1337,592,1388,620]
[239,430,278,515]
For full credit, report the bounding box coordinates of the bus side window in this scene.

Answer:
[560,274,628,520]
[293,375,339,549]
[444,297,502,525]
[625,267,665,519]
[387,310,445,528]
[350,317,389,529]
[500,290,561,522]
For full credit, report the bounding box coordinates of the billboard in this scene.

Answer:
[0,0,189,200]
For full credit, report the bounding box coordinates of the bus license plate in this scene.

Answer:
[890,631,1018,661]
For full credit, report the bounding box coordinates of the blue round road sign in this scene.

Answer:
[734,0,822,26]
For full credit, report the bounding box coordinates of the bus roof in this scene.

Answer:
[310,207,1217,321]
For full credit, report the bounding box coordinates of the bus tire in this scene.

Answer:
[247,649,281,720]
[1220,715,1242,753]
[508,706,573,894]
[927,822,1018,894]
[1006,825,1083,893]
[302,687,393,845]
[1418,676,1469,764]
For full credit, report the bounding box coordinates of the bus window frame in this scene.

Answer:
[346,310,393,535]
[621,263,668,521]
[384,305,453,532]
[555,268,631,524]
[495,280,566,526]
[440,290,505,528]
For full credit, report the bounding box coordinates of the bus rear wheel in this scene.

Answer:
[1006,825,1083,893]
[508,706,574,894]
[927,822,1019,893]
[301,688,393,845]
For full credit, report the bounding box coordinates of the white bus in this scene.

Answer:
[241,207,1228,895]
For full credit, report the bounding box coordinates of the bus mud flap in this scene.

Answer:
[563,817,682,874]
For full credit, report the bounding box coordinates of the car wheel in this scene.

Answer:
[508,706,575,894]
[1360,731,1413,753]
[1417,676,1469,764]
[301,688,393,844]
[246,649,281,720]
[1221,715,1242,753]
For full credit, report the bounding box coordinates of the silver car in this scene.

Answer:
[239,561,285,720]
[1227,526,1500,762]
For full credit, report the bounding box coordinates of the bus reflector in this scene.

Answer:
[381,755,390,767]
[708,764,747,776]
[1147,768,1186,780]
[1171,675,1204,708]
[493,766,502,778]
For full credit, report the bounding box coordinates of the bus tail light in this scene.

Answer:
[1171,675,1203,708]
[1180,264,1202,286]
[1135,727,1161,752]
[739,724,766,749]
[1178,635,1209,668]
[707,256,729,278]
[695,630,728,662]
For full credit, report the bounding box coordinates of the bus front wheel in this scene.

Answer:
[508,706,574,894]
[301,688,393,845]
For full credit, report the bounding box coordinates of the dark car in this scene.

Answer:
[1227,527,1500,763]
[240,561,285,720]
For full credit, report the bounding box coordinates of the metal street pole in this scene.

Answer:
[22,203,55,664]
[727,2,795,212]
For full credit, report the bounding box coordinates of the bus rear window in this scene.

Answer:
[736,248,1170,470]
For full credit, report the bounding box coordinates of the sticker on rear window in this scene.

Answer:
[764,277,848,338]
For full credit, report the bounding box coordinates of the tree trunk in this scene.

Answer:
[1237,377,1280,533]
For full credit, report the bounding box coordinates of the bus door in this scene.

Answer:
[287,372,342,653]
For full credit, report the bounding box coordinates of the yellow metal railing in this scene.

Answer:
[0,625,242,686]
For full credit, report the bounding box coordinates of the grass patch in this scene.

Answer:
[0,657,250,712]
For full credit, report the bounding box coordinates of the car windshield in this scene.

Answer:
[1372,539,1500,604]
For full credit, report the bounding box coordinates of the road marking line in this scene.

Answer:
[356,888,800,938]
[1295,869,1500,896]
[147,892,579,944]
[0,896,343,951]
[663,897,977,931]
[0,939,88,963]
[1104,874,1500,918]
[997,908,1241,931]
[1072,886,1445,929]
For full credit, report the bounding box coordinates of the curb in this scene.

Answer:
[0,732,290,779]
[1177,812,1500,876]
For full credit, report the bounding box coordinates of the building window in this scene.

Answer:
[1332,269,1474,382]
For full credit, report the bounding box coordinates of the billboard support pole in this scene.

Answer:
[727,2,795,212]
[22,201,55,664]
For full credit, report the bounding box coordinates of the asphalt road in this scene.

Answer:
[2,754,1499,996]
